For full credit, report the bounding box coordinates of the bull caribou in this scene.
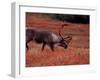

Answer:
[26,24,72,51]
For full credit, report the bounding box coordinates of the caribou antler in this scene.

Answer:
[64,35,72,39]
[64,35,72,44]
[59,23,68,38]
[58,23,72,44]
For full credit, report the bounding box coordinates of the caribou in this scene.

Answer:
[26,24,72,51]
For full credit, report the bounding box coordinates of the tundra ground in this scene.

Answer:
[26,13,89,67]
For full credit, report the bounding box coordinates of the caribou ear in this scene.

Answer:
[59,31,62,37]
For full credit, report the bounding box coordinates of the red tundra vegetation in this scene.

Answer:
[26,13,89,67]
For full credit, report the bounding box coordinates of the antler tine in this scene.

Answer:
[64,36,72,44]
[58,27,61,36]
[64,35,72,39]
